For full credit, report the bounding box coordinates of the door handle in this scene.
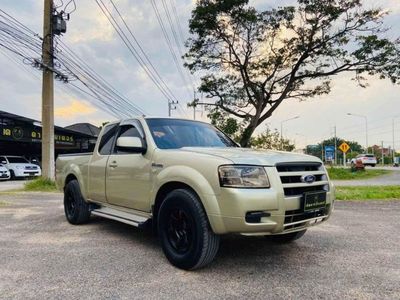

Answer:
[109,161,118,168]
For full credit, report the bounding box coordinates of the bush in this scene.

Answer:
[24,177,57,192]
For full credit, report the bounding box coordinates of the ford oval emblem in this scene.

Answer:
[301,174,316,184]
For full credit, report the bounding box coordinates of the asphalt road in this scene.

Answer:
[0,193,399,299]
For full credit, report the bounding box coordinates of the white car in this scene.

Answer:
[351,154,377,167]
[0,156,42,179]
[0,164,10,180]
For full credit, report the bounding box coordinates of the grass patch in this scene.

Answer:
[327,167,390,180]
[336,186,400,200]
[0,201,9,207]
[24,177,57,192]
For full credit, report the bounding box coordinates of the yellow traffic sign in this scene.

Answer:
[339,142,350,153]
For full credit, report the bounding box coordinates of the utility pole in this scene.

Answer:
[381,141,384,166]
[393,118,396,164]
[187,98,199,120]
[42,0,55,180]
[168,100,178,117]
[334,125,337,165]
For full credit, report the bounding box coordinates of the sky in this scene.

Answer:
[0,0,399,150]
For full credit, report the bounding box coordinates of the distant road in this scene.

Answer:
[333,167,400,186]
[0,179,27,192]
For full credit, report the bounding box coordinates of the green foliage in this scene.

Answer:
[306,137,363,159]
[185,0,400,146]
[250,128,295,151]
[327,167,389,180]
[209,110,240,136]
[336,186,400,200]
[24,177,57,192]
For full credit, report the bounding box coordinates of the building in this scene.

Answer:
[0,110,99,161]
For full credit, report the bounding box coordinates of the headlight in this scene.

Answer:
[218,165,270,188]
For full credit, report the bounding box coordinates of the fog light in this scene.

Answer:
[245,211,271,223]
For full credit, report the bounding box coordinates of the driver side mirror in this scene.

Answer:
[116,136,146,154]
[1,161,6,164]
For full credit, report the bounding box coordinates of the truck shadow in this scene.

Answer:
[88,216,326,272]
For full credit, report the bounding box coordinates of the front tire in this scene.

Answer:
[268,229,307,243]
[64,179,91,225]
[158,189,220,270]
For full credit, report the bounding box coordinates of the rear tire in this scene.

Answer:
[158,189,220,270]
[64,179,91,225]
[268,229,307,243]
[10,170,15,180]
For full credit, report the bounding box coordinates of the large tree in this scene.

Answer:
[185,0,400,146]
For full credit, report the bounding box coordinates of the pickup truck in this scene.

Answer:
[56,117,334,270]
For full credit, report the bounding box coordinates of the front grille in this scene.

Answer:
[25,166,38,170]
[276,162,329,197]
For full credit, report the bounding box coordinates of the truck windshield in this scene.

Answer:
[7,157,29,163]
[146,118,238,149]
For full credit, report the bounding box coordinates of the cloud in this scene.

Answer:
[55,99,96,120]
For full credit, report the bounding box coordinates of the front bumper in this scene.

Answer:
[0,171,10,180]
[206,166,335,235]
[13,169,42,177]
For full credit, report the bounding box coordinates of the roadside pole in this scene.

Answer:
[382,141,384,166]
[343,151,346,167]
[41,0,55,180]
[334,125,337,165]
[168,100,178,117]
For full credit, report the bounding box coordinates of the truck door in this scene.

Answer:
[88,123,119,202]
[105,120,152,212]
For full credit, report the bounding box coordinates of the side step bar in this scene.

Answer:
[91,206,151,229]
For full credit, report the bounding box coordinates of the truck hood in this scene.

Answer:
[180,147,321,166]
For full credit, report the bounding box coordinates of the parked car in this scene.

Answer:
[56,117,335,270]
[0,156,42,179]
[0,164,10,180]
[350,154,377,167]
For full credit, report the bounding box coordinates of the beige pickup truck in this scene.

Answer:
[56,117,334,270]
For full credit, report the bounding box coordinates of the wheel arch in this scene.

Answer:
[152,180,219,234]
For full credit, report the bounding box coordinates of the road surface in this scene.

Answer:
[0,192,399,299]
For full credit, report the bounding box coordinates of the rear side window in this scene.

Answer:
[98,124,119,155]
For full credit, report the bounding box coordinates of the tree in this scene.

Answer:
[185,0,400,147]
[250,128,295,151]
[306,137,363,159]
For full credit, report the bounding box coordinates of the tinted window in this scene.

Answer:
[7,157,29,163]
[118,125,141,139]
[98,124,118,155]
[114,125,142,154]
[146,118,237,149]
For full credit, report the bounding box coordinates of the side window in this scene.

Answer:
[98,124,119,155]
[0,156,6,163]
[114,125,141,154]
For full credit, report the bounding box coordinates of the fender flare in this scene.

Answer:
[152,165,222,217]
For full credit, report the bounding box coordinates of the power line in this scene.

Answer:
[0,9,146,118]
[150,0,193,101]
[95,0,188,117]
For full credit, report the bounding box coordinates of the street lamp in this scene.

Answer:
[347,113,368,153]
[281,116,300,150]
